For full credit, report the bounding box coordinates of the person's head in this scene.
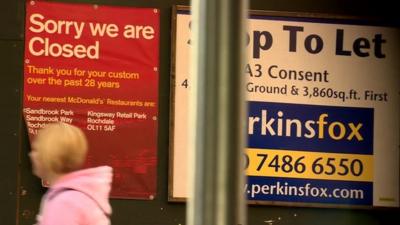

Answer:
[29,122,88,181]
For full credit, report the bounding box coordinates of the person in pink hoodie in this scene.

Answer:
[29,122,113,225]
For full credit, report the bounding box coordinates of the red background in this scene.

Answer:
[23,0,159,199]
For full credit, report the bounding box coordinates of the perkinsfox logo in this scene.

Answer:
[248,110,363,141]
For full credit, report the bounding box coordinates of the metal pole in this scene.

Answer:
[187,0,248,225]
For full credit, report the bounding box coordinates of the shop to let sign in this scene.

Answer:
[169,7,400,207]
[23,0,160,199]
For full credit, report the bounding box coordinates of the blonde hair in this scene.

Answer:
[32,122,88,174]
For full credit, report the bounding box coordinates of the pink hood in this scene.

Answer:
[46,166,113,214]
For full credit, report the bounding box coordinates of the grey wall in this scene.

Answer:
[0,0,398,225]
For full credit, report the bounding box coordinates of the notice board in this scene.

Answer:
[169,6,400,207]
[23,0,160,199]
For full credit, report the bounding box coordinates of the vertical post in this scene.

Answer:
[187,0,248,225]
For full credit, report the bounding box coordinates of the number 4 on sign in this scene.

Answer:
[181,79,189,88]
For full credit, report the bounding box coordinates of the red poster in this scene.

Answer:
[23,0,159,199]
